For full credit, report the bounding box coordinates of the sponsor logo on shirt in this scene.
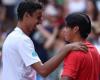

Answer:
[32,51,38,57]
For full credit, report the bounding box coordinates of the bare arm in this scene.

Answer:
[31,42,87,77]
[37,25,51,39]
[32,44,71,77]
[44,27,58,49]
[37,25,59,49]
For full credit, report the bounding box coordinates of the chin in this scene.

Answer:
[65,39,69,42]
[64,40,70,44]
[64,38,69,42]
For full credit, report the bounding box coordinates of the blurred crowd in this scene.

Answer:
[0,0,100,80]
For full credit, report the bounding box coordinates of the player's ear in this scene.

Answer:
[23,12,31,19]
[73,26,79,33]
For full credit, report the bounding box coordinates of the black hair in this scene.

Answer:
[38,0,49,5]
[17,1,43,20]
[65,13,91,39]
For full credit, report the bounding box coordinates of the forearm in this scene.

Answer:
[37,25,51,39]
[44,28,58,49]
[44,35,56,49]
[41,45,72,77]
[32,42,87,77]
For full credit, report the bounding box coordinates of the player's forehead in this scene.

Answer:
[33,9,43,16]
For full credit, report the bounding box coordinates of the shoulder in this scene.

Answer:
[21,34,33,45]
[68,50,86,57]
[64,51,86,62]
[4,30,33,47]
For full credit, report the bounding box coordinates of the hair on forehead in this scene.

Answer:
[65,12,91,39]
[17,1,43,20]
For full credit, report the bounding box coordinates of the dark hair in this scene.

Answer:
[38,0,49,5]
[65,13,91,39]
[17,1,43,20]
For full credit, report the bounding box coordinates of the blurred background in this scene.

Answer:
[0,0,100,80]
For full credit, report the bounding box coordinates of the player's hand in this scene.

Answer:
[67,42,88,53]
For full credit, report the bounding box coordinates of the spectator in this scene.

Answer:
[85,0,100,54]
[85,0,99,21]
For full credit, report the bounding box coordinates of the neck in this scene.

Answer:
[71,36,85,43]
[17,21,30,36]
